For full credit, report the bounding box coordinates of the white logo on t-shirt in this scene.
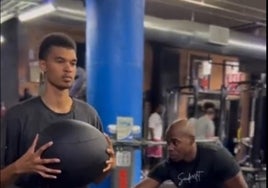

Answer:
[177,171,205,186]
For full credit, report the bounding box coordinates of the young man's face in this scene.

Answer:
[206,108,215,120]
[157,105,164,114]
[40,46,77,90]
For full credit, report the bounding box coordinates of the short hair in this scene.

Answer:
[166,118,195,138]
[203,102,215,113]
[38,32,77,60]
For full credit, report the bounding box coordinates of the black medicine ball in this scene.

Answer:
[37,119,109,188]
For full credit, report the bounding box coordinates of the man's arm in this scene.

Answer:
[206,120,215,138]
[133,177,160,188]
[0,159,19,188]
[148,114,157,140]
[0,135,61,188]
[149,128,155,140]
[223,171,248,188]
[134,160,168,188]
[3,108,22,166]
[213,147,248,188]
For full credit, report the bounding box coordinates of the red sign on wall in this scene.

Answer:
[199,75,210,90]
[198,60,212,90]
[226,73,243,95]
[225,61,243,95]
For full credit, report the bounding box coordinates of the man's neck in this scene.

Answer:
[41,84,72,113]
[205,114,212,120]
[184,143,197,162]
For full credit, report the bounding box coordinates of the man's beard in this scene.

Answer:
[48,80,72,91]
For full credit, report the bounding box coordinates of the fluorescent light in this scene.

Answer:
[229,39,266,52]
[1,14,15,24]
[57,7,86,17]
[0,36,4,43]
[18,3,56,22]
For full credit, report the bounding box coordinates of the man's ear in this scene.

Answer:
[39,60,47,73]
[190,136,195,145]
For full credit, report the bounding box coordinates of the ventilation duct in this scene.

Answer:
[31,6,268,61]
[144,16,266,61]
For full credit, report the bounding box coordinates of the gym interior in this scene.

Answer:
[0,0,266,188]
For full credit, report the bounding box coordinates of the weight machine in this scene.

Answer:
[165,58,240,143]
[235,75,266,188]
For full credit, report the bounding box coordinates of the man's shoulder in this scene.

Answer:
[148,159,170,183]
[198,143,236,162]
[149,112,161,119]
[197,143,222,154]
[197,116,213,125]
[188,117,197,125]
[197,115,207,121]
[73,98,98,114]
[6,97,41,116]
[149,159,169,172]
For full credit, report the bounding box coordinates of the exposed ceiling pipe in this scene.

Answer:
[176,0,265,21]
[144,16,266,60]
[212,0,266,14]
[232,21,266,31]
[150,0,260,24]
[0,0,17,11]
[1,2,265,65]
[0,0,41,24]
[55,7,266,61]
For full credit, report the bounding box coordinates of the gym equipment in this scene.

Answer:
[111,138,220,148]
[235,75,266,168]
[238,138,267,188]
[251,76,266,168]
[37,119,109,188]
[241,166,266,188]
[165,59,242,143]
[234,75,266,187]
[166,85,198,118]
[239,137,266,188]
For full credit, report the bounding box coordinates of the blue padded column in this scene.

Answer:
[85,0,145,187]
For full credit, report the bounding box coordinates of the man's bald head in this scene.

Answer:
[166,119,196,140]
[165,119,197,162]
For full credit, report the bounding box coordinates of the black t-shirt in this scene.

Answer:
[148,143,240,188]
[2,97,103,188]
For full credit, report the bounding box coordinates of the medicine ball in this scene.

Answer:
[37,119,109,188]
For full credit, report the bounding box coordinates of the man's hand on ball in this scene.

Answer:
[103,134,116,172]
[14,134,61,179]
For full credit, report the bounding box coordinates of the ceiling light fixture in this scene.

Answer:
[0,35,5,43]
[18,3,56,22]
[0,14,15,24]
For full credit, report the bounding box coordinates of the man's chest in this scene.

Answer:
[20,112,76,148]
[22,112,74,132]
[168,162,219,188]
